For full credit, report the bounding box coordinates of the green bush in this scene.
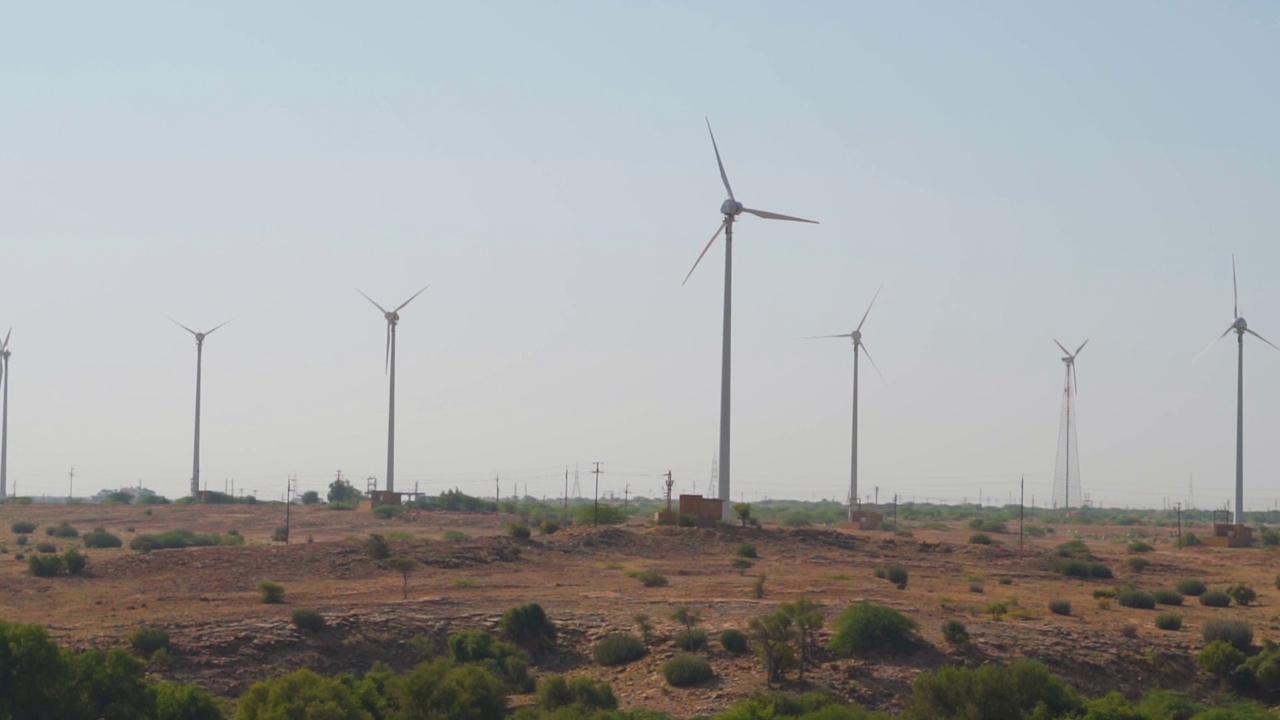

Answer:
[35,541,56,554]
[63,548,86,575]
[129,529,242,551]
[968,533,992,545]
[1128,540,1154,553]
[10,520,36,534]
[998,576,1013,586]
[131,626,171,655]
[720,629,748,654]
[592,633,646,666]
[969,583,984,594]
[1155,613,1182,631]
[674,628,708,651]
[1176,579,1207,596]
[828,602,919,656]
[442,530,468,542]
[881,564,909,585]
[1153,589,1183,606]
[505,522,532,539]
[1199,640,1246,678]
[1118,590,1156,609]
[1176,533,1203,548]
[1204,619,1253,651]
[536,674,617,711]
[575,504,627,526]
[941,619,969,646]
[1048,599,1071,616]
[1055,539,1092,559]
[539,520,559,535]
[735,541,758,559]
[631,570,669,587]
[500,602,557,659]
[1126,557,1149,573]
[907,659,1083,720]
[291,608,325,631]
[27,554,63,576]
[1229,584,1258,606]
[271,526,289,542]
[15,535,27,546]
[1200,590,1232,608]
[372,504,405,519]
[258,581,285,604]
[47,521,79,538]
[663,654,713,687]
[1056,559,1113,579]
[446,630,534,692]
[82,529,122,548]
[365,533,391,560]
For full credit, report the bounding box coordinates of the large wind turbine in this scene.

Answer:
[1052,339,1087,510]
[168,318,232,498]
[1,329,11,499]
[358,285,428,495]
[1197,255,1279,525]
[804,286,884,521]
[683,119,817,520]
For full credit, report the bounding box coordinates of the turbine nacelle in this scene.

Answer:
[1235,317,1248,332]
[720,199,743,216]
[385,311,400,325]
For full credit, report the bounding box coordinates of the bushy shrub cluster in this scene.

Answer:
[720,629,749,654]
[1203,619,1253,651]
[1153,588,1183,606]
[828,602,918,656]
[592,633,646,666]
[941,619,969,646]
[82,528,123,548]
[46,521,79,538]
[735,542,758,559]
[630,570,669,587]
[1048,599,1072,616]
[1126,557,1149,573]
[10,520,36,534]
[258,581,285,604]
[1117,590,1156,609]
[1176,578,1207,596]
[1128,540,1154,553]
[291,608,325,631]
[873,564,909,585]
[500,602,557,660]
[28,548,86,577]
[130,529,242,552]
[1155,613,1182,631]
[537,674,617,711]
[365,533,391,560]
[447,629,534,692]
[663,654,713,687]
[1055,559,1113,579]
[130,626,171,655]
[968,533,992,545]
[1200,590,1232,608]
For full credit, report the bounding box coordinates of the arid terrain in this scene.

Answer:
[1,502,1275,716]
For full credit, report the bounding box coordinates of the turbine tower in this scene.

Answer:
[1051,339,1087,510]
[358,285,428,495]
[168,318,232,498]
[1197,255,1279,526]
[804,285,885,522]
[682,119,817,520]
[0,329,11,499]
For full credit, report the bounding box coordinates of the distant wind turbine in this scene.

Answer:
[1,329,11,499]
[683,119,817,520]
[804,285,884,522]
[1195,255,1279,525]
[358,285,429,495]
[168,317,233,498]
[1052,339,1087,510]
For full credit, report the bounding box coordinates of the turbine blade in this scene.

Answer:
[1075,339,1089,356]
[356,288,389,314]
[395,284,430,312]
[1193,325,1235,363]
[706,118,734,202]
[856,283,883,332]
[1,328,9,351]
[164,315,198,336]
[860,342,886,384]
[802,333,854,340]
[740,207,818,224]
[1072,363,1079,395]
[1232,253,1239,319]
[204,317,236,337]
[682,220,726,286]
[1053,339,1071,357]
[385,324,391,375]
[1245,328,1280,353]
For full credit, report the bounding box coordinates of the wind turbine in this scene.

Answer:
[168,317,232,498]
[804,286,884,522]
[1052,339,1087,510]
[1196,255,1279,526]
[358,285,428,495]
[683,119,817,520]
[1,329,11,499]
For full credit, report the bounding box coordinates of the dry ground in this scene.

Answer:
[1,502,1277,717]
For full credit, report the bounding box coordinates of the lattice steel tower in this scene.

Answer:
[1051,340,1087,509]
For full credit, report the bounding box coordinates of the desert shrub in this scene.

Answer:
[1155,613,1182,631]
[968,533,992,545]
[631,570,668,587]
[907,659,1084,720]
[27,554,63,576]
[592,632,646,666]
[828,602,919,656]
[539,520,559,535]
[1199,640,1247,678]
[1048,599,1072,616]
[1177,532,1204,547]
[883,565,909,585]
[446,630,535,692]
[721,629,749,654]
[258,581,285,604]
[365,533,391,560]
[1118,590,1156,609]
[969,583,984,594]
[536,674,617,711]
[500,602,556,659]
[1200,590,1232,608]
[15,535,26,546]
[129,529,241,551]
[968,517,1008,533]
[131,626,171,655]
[371,504,405,519]
[663,654,713,687]
[291,608,325,631]
[10,520,36,534]
[1153,589,1184,606]
[678,513,697,527]
[1056,559,1113,579]
[1127,557,1149,573]
[1128,540,1154,553]
[735,542,758,559]
[941,619,969,646]
[35,541,56,554]
[1177,579,1208,596]
[505,522,532,540]
[47,521,79,538]
[675,628,708,651]
[1230,584,1258,606]
[442,530,468,542]
[1121,623,1138,638]
[269,526,289,542]
[82,529,122,548]
[575,504,627,526]
[753,573,767,599]
[63,548,86,575]
[236,667,392,720]
[1204,619,1253,651]
[998,576,1013,585]
[731,557,755,573]
[1055,539,1092,559]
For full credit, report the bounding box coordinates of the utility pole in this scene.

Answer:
[664,471,674,512]
[1175,502,1183,550]
[1019,475,1025,554]
[284,475,296,544]
[494,475,499,505]
[563,467,569,524]
[892,493,898,531]
[592,462,603,526]
[68,467,74,502]
[874,486,879,512]
[624,484,630,512]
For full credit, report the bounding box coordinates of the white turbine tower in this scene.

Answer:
[804,285,885,522]
[1051,339,1087,510]
[358,285,428,495]
[1196,255,1279,526]
[682,119,817,520]
[0,329,11,499]
[168,317,232,498]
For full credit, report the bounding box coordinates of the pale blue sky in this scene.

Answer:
[1,2,1277,508]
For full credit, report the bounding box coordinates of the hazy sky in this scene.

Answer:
[2,2,1278,509]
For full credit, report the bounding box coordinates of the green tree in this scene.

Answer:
[733,503,752,526]
[301,491,321,505]
[780,597,824,678]
[155,681,224,720]
[393,659,507,720]
[328,479,360,504]
[234,668,372,720]
[388,557,416,600]
[0,621,69,719]
[670,605,702,633]
[748,610,797,687]
[65,648,157,720]
[905,660,1083,720]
